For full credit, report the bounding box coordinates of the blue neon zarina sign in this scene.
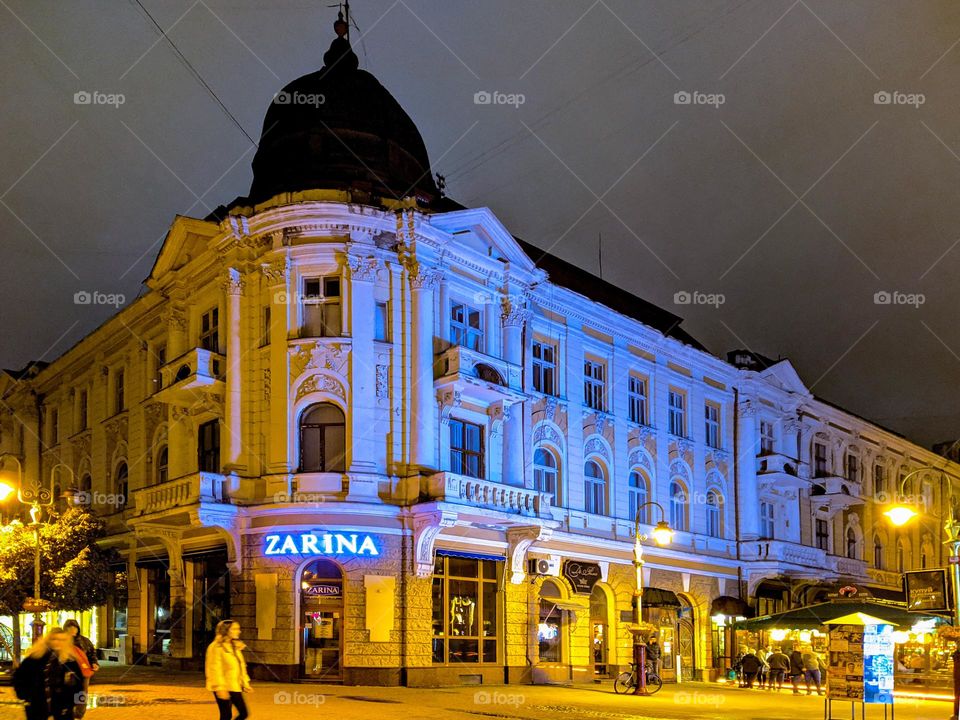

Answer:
[263,532,380,557]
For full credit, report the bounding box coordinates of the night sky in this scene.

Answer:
[2,1,960,447]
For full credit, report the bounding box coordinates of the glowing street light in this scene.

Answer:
[883,505,918,527]
[0,481,15,502]
[632,501,672,696]
[651,520,674,546]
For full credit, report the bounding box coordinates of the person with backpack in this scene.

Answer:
[64,619,98,718]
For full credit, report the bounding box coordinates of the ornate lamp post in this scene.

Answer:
[883,467,960,720]
[0,454,66,643]
[632,500,673,695]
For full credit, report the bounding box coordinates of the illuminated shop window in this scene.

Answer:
[431,555,500,665]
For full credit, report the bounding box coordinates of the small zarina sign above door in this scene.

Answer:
[562,560,602,594]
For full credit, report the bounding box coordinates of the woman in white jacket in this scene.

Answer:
[205,620,253,720]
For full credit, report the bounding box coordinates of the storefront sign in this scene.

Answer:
[303,583,342,597]
[264,532,380,557]
[562,560,602,594]
[905,569,950,612]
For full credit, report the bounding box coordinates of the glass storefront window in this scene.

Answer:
[190,552,230,658]
[538,580,563,662]
[431,555,501,665]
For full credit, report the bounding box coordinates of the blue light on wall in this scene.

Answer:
[264,532,381,557]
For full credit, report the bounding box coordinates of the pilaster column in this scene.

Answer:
[408,262,441,471]
[222,268,245,473]
[261,256,292,474]
[501,300,529,486]
[347,255,378,473]
[737,398,761,540]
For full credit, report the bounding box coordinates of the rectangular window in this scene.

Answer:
[431,556,500,665]
[874,465,885,500]
[583,359,606,411]
[200,307,219,352]
[450,303,482,351]
[705,402,721,449]
[628,376,647,425]
[79,390,88,431]
[261,306,271,347]
[302,276,342,337]
[197,420,220,473]
[450,419,483,478]
[815,518,830,551]
[532,340,557,396]
[49,408,58,446]
[814,442,828,478]
[760,421,775,455]
[114,369,125,414]
[760,501,775,539]
[154,345,166,391]
[846,453,859,482]
[374,302,389,342]
[668,390,686,437]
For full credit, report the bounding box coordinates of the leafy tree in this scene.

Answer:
[0,507,115,661]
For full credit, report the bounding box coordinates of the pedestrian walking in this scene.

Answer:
[801,648,824,695]
[756,646,770,689]
[45,628,84,720]
[205,620,253,720]
[12,635,52,720]
[766,648,790,691]
[64,619,98,718]
[646,635,662,677]
[738,651,763,688]
[788,647,805,694]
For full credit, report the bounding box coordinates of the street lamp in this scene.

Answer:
[0,453,63,643]
[633,501,673,695]
[883,467,960,720]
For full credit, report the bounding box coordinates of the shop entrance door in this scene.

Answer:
[300,559,343,682]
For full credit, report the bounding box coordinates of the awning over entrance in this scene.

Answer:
[710,595,753,618]
[642,587,681,607]
[735,599,941,630]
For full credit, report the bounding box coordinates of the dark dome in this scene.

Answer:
[247,25,438,207]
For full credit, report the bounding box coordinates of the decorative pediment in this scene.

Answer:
[146,216,221,288]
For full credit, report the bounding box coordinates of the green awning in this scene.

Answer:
[735,599,944,630]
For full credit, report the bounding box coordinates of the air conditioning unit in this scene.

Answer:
[528,557,551,576]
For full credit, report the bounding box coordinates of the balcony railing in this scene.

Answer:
[434,345,523,393]
[425,472,552,518]
[741,539,827,568]
[157,348,224,393]
[132,472,227,516]
[831,555,869,578]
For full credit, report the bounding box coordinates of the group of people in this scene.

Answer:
[12,620,99,720]
[734,645,827,695]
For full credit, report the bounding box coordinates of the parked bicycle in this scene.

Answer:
[614,661,663,695]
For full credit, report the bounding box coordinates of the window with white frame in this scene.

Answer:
[759,501,775,539]
[846,528,859,559]
[302,276,341,337]
[846,452,860,482]
[628,469,648,523]
[815,518,830,551]
[532,340,557,396]
[704,402,721,449]
[114,369,125,414]
[706,490,723,538]
[668,390,686,437]
[814,442,828,478]
[533,448,560,506]
[669,481,688,532]
[873,464,885,501]
[200,307,219,351]
[873,536,884,569]
[584,460,607,515]
[450,419,483,478]
[760,421,775,455]
[450,302,482,351]
[374,301,390,342]
[583,360,606,412]
[627,376,647,425]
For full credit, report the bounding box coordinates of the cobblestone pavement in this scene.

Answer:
[0,665,952,720]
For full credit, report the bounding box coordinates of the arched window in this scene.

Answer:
[533,448,560,506]
[80,474,92,493]
[156,446,168,485]
[299,403,346,472]
[873,536,884,570]
[628,470,648,523]
[670,481,687,532]
[846,528,859,560]
[706,490,723,538]
[896,540,905,573]
[584,460,606,515]
[115,462,128,510]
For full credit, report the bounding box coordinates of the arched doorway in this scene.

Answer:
[590,585,609,677]
[677,595,697,681]
[300,559,344,681]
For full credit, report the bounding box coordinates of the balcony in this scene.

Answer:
[154,348,225,408]
[867,567,903,588]
[424,472,553,520]
[130,472,228,517]
[741,539,827,570]
[830,555,869,580]
[434,345,525,405]
[756,452,811,492]
[809,476,864,517]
